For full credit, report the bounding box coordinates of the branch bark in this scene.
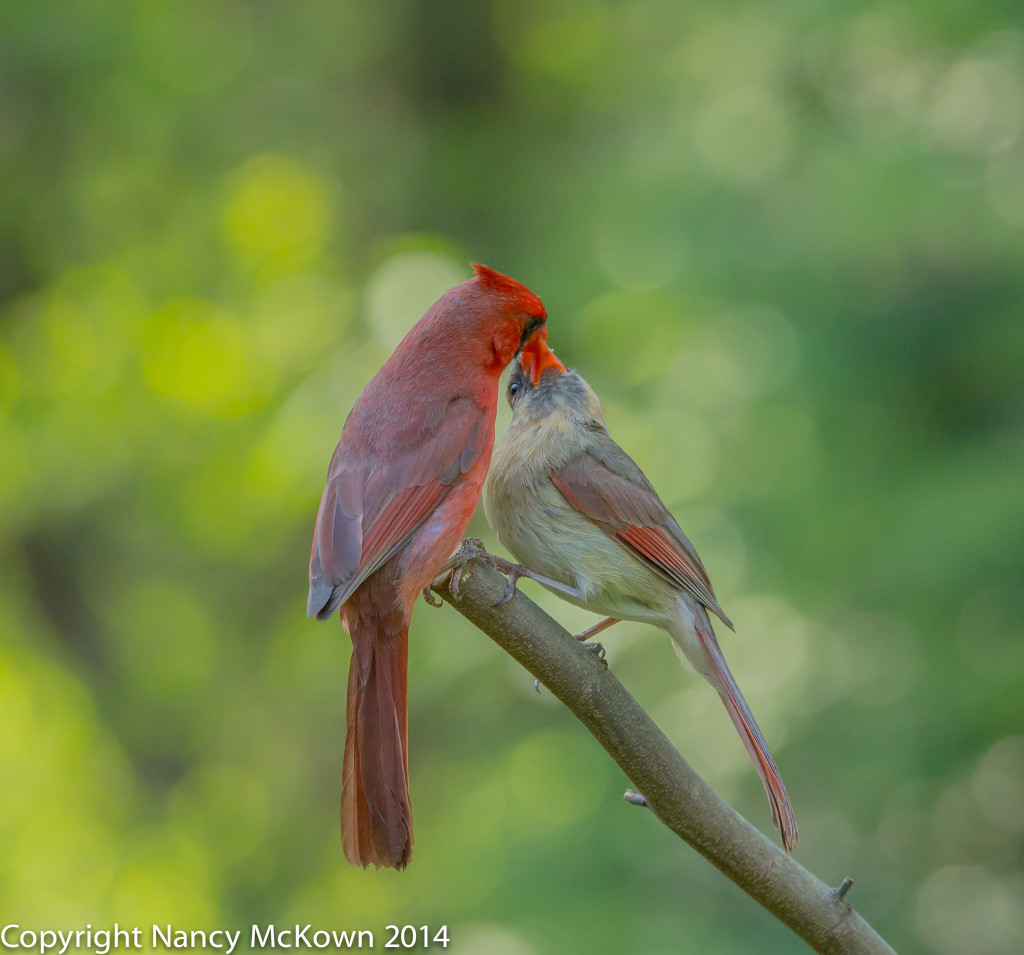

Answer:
[431,559,896,955]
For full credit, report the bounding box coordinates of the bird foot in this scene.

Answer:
[457,546,539,608]
[422,586,443,608]
[440,538,556,607]
[492,560,542,606]
[482,554,585,607]
[440,537,489,601]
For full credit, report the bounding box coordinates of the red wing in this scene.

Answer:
[551,451,732,628]
[360,481,448,565]
[308,397,486,620]
[617,525,711,597]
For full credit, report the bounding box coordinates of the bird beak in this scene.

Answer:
[520,328,566,385]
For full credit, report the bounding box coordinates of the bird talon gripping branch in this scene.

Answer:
[441,537,552,608]
[448,562,468,601]
[440,537,491,601]
[495,565,520,605]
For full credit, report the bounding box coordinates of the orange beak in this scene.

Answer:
[520,328,566,385]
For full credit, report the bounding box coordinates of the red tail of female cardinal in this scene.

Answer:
[308,264,559,868]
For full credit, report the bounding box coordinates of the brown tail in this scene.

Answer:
[340,613,413,869]
[675,602,799,851]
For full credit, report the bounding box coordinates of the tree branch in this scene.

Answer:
[431,559,895,955]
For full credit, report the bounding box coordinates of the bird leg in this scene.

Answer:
[489,560,586,606]
[438,538,585,606]
[574,616,619,642]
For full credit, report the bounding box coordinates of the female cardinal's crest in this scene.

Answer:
[472,263,546,318]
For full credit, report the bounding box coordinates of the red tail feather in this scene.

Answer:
[340,613,413,869]
[679,601,799,851]
[716,688,799,851]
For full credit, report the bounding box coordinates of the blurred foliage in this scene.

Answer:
[2,2,1023,953]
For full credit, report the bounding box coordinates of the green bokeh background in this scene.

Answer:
[2,3,1023,953]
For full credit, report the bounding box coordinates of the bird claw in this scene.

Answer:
[533,677,542,693]
[448,564,465,601]
[486,556,561,608]
[442,538,489,601]
[494,565,522,606]
[441,538,540,607]
[422,586,443,608]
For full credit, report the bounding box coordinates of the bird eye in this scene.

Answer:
[509,381,520,396]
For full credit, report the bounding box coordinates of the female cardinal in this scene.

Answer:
[482,356,799,851]
[308,264,564,869]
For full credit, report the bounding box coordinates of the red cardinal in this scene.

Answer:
[308,264,563,869]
